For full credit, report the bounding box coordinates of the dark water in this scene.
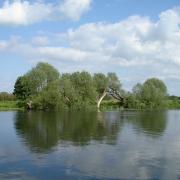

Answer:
[0,110,180,179]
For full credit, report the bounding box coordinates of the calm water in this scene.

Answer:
[0,110,180,179]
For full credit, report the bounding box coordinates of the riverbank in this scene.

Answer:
[0,101,23,111]
[0,99,180,111]
[101,99,180,110]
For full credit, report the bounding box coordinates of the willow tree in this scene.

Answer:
[94,73,123,109]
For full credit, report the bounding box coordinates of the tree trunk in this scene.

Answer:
[27,101,33,110]
[97,91,107,109]
[64,96,71,107]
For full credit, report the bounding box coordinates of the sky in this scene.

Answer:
[0,0,180,95]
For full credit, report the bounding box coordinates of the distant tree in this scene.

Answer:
[0,92,15,101]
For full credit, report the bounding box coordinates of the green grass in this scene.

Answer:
[0,101,22,111]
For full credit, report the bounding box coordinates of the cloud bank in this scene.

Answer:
[1,6,180,94]
[3,6,179,66]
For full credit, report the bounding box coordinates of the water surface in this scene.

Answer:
[0,110,180,179]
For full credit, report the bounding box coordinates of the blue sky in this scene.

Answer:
[0,0,180,95]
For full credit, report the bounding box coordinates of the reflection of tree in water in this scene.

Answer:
[15,111,166,153]
[15,111,122,153]
[15,112,60,153]
[123,111,167,136]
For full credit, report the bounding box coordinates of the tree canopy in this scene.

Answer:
[13,62,169,110]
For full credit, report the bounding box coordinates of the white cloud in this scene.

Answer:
[0,0,92,26]
[0,0,53,25]
[67,7,180,67]
[59,0,92,21]
[37,47,90,62]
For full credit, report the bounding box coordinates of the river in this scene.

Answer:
[0,110,180,179]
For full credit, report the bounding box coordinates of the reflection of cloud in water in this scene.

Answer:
[0,171,36,180]
[120,110,168,137]
[13,110,180,179]
[41,111,166,179]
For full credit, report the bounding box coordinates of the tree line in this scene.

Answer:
[13,62,169,110]
[0,92,15,101]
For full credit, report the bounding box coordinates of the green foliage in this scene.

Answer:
[93,72,122,103]
[13,76,31,100]
[32,81,63,110]
[13,62,171,110]
[124,93,145,109]
[25,62,60,95]
[141,78,167,108]
[107,72,121,91]
[125,78,168,109]
[14,62,60,100]
[94,73,109,94]
[60,72,98,109]
[14,64,100,110]
[14,62,61,110]
[59,73,76,107]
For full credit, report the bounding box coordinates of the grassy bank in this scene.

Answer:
[1,99,180,112]
[0,101,22,111]
[167,101,180,109]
